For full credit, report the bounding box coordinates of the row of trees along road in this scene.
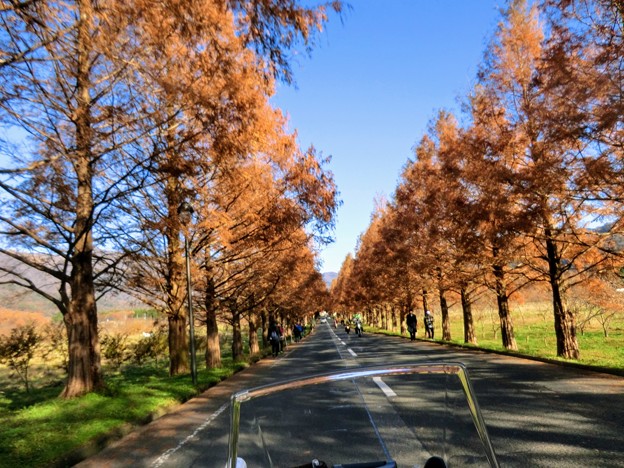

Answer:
[330,0,624,360]
[0,0,343,397]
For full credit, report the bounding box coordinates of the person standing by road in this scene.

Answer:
[406,309,417,341]
[424,310,434,339]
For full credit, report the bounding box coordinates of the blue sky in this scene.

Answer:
[272,1,504,273]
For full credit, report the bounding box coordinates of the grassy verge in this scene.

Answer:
[368,312,624,373]
[0,359,250,468]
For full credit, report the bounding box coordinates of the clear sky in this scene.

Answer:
[272,1,504,273]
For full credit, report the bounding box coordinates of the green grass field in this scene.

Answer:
[419,301,624,370]
[0,321,272,468]
[0,360,251,468]
[365,300,624,371]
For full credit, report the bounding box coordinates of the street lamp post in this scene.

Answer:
[178,201,197,385]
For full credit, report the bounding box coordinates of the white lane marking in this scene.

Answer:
[152,402,229,467]
[373,377,397,397]
[348,348,357,357]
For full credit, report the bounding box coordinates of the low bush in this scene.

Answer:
[0,324,41,392]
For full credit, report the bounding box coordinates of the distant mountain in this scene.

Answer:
[322,272,338,289]
[593,222,614,233]
[0,252,143,315]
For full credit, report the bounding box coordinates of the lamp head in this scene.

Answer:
[177,201,194,225]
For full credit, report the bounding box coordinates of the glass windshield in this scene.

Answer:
[226,363,499,468]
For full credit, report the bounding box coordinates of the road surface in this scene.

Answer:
[76,319,624,467]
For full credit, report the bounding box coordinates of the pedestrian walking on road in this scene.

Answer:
[293,323,303,342]
[268,321,281,357]
[424,310,434,339]
[406,309,417,341]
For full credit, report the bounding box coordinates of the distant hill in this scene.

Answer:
[322,272,338,289]
[0,252,143,315]
[0,281,143,315]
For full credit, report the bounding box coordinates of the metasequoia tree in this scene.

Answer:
[337,111,482,341]
[0,0,342,392]
[330,1,623,358]
[542,0,624,337]
[396,112,486,344]
[114,2,271,374]
[217,234,321,361]
[330,196,420,331]
[255,238,328,344]
[459,86,540,350]
[0,0,168,397]
[330,253,355,316]
[568,270,624,337]
[329,207,402,326]
[118,0,340,375]
[475,0,606,358]
[197,136,337,361]
[431,112,490,345]
[350,208,406,329]
[393,135,455,340]
[381,195,434,332]
[376,207,419,331]
[180,0,340,369]
[338,133,447,339]
[203,157,330,361]
[123,105,337,372]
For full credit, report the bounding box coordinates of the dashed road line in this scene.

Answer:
[373,377,397,397]
[152,402,229,467]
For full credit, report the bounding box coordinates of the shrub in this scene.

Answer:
[41,321,69,374]
[0,323,41,392]
[100,332,130,370]
[131,324,168,365]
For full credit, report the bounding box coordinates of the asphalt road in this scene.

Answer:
[75,320,624,468]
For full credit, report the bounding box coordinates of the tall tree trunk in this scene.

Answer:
[62,280,101,397]
[204,264,221,368]
[460,286,477,345]
[249,317,260,355]
[422,288,429,316]
[261,309,268,347]
[166,220,188,375]
[439,288,451,341]
[400,300,408,335]
[61,0,101,398]
[205,308,221,368]
[545,231,579,359]
[492,259,517,351]
[162,135,189,376]
[232,310,243,361]
[168,313,189,375]
[422,289,429,336]
[63,188,102,397]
